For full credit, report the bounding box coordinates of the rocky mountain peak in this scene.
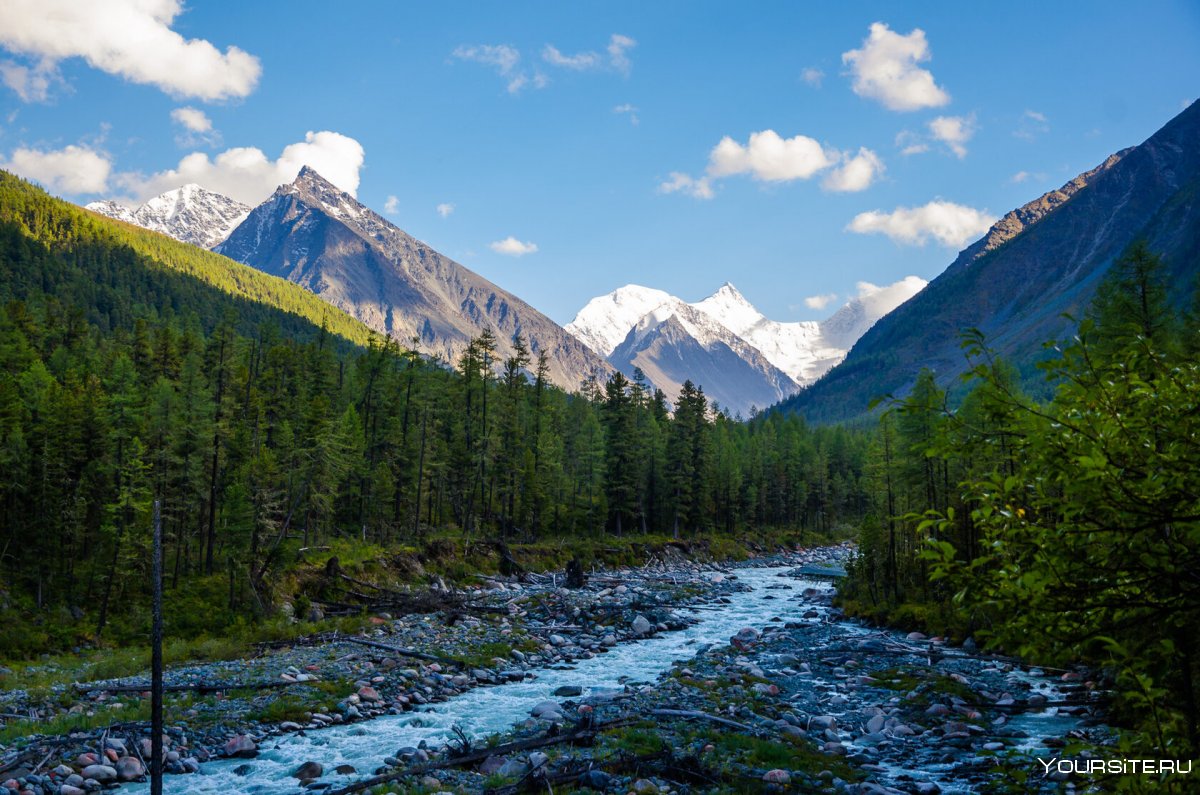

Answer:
[85,184,249,249]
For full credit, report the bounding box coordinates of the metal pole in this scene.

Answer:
[151,500,163,795]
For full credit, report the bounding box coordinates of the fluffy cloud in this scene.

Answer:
[665,130,882,198]
[490,236,538,256]
[452,44,545,94]
[853,276,928,317]
[928,114,976,158]
[822,147,883,192]
[847,200,996,248]
[709,130,837,182]
[658,171,713,200]
[2,143,112,194]
[801,67,824,87]
[0,0,260,101]
[842,22,950,112]
[171,107,212,134]
[804,293,837,310]
[436,202,455,218]
[607,34,636,75]
[0,59,58,102]
[118,130,365,205]
[384,195,400,215]
[1010,170,1030,184]
[170,106,218,146]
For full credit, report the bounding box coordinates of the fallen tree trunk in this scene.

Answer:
[649,709,756,732]
[339,636,466,668]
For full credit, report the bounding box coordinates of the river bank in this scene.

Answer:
[0,546,1114,794]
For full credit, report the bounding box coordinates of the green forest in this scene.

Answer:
[0,171,869,652]
[840,241,1200,769]
[1,170,1196,780]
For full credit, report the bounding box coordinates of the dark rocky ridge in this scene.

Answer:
[783,100,1200,423]
[217,167,612,391]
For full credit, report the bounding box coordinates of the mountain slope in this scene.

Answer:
[782,100,1200,423]
[608,298,799,414]
[86,184,250,249]
[568,278,925,415]
[1,169,376,350]
[217,167,610,390]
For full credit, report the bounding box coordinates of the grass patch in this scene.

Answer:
[870,665,976,705]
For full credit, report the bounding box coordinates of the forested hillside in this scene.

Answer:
[840,242,1200,769]
[0,173,869,655]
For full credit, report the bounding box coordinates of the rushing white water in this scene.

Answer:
[125,566,815,794]
[122,565,1086,794]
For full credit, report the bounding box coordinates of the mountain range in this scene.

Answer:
[782,98,1200,422]
[566,278,926,416]
[86,184,250,249]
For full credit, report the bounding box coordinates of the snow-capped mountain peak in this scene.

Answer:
[692,282,766,337]
[86,184,250,249]
[565,284,673,356]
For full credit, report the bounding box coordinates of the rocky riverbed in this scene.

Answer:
[0,546,1114,794]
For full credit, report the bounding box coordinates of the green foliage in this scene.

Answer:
[846,242,1200,768]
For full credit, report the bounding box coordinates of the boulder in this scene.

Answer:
[292,761,323,780]
[631,615,653,636]
[81,765,117,784]
[763,769,791,784]
[223,735,257,758]
[115,756,144,781]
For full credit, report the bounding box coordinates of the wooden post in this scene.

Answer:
[151,500,163,795]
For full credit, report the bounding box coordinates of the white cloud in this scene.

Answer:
[0,0,260,101]
[928,114,976,158]
[1010,170,1029,183]
[842,22,950,112]
[490,236,538,256]
[384,195,400,215]
[0,58,58,102]
[853,276,928,316]
[1024,109,1047,123]
[170,106,218,146]
[613,103,639,125]
[847,200,996,248]
[804,293,837,310]
[822,147,883,192]
[658,172,713,199]
[542,34,636,75]
[708,130,837,182]
[436,202,455,218]
[117,130,365,205]
[170,107,211,134]
[542,44,602,71]
[607,34,636,75]
[895,130,929,156]
[1,143,111,194]
[800,67,824,87]
[452,44,545,94]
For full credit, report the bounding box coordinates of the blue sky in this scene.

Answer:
[1,1,1197,324]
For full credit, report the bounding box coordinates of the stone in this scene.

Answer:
[528,752,549,769]
[420,775,442,790]
[601,634,618,647]
[531,700,565,720]
[631,615,653,636]
[925,703,951,717]
[58,787,85,795]
[577,769,611,789]
[357,685,382,702]
[553,685,583,697]
[809,715,837,731]
[497,759,530,778]
[632,779,660,794]
[223,735,257,758]
[763,769,791,784]
[730,627,761,651]
[478,756,507,776]
[115,757,144,781]
[548,634,566,646]
[866,714,886,734]
[334,765,357,775]
[293,761,323,780]
[80,765,117,784]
